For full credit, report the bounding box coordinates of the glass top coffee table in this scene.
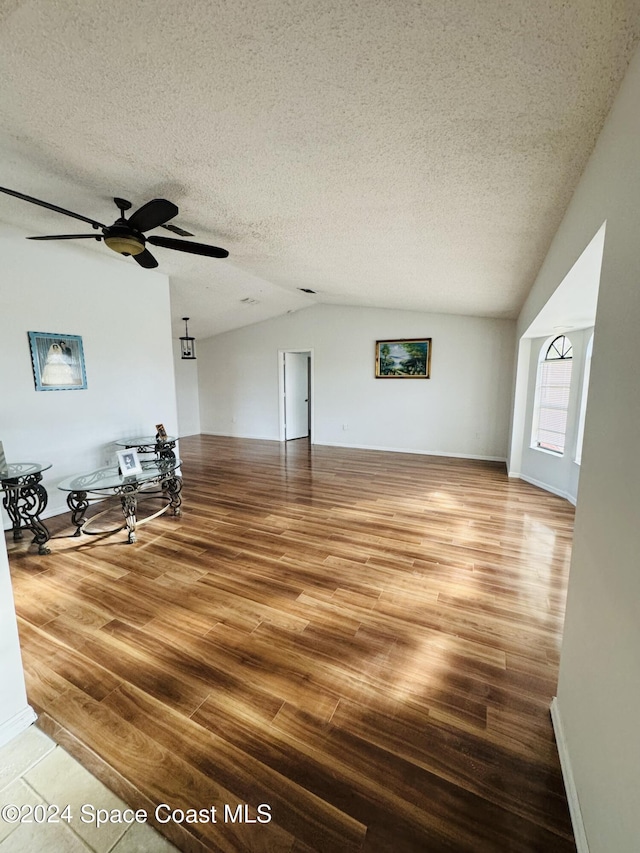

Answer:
[1,462,52,554]
[58,458,182,544]
[115,435,178,459]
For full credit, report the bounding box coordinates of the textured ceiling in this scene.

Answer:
[1,1,639,340]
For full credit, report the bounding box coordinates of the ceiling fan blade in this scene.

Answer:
[0,186,105,228]
[128,199,178,232]
[162,222,194,237]
[27,234,102,241]
[147,235,229,258]
[133,248,159,269]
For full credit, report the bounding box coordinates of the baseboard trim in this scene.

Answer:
[199,433,507,462]
[0,705,38,749]
[315,441,506,463]
[550,697,590,853]
[518,473,577,505]
[200,430,279,442]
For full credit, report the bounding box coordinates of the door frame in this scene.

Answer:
[278,348,314,442]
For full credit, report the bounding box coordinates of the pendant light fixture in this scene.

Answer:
[179,317,196,360]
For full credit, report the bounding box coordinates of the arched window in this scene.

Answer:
[531,335,573,454]
[575,334,594,464]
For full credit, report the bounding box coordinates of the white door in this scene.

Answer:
[284,352,310,440]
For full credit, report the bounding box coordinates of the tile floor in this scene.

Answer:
[0,726,179,852]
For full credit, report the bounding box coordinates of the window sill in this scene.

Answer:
[530,445,564,458]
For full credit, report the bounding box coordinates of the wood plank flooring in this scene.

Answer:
[7,435,577,852]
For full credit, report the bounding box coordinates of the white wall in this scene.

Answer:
[512,44,640,853]
[172,339,201,436]
[0,235,178,521]
[198,304,515,460]
[518,327,592,505]
[0,532,35,746]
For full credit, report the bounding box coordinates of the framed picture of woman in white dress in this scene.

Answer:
[28,331,87,391]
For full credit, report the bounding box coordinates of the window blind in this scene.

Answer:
[535,359,573,453]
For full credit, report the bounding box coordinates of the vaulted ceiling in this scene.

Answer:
[1,1,639,339]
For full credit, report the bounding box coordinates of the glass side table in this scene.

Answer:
[115,435,178,460]
[1,462,52,554]
[58,458,182,544]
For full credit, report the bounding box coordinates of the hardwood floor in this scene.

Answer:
[7,435,576,852]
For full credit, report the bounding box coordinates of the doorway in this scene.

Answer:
[279,350,312,441]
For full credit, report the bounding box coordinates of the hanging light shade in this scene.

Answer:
[179,317,196,360]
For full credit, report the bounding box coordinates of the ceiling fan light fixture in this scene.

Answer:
[104,234,146,256]
[0,186,229,266]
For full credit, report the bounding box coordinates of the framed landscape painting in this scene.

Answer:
[375,338,432,378]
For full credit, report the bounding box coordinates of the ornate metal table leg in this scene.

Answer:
[67,490,89,536]
[30,511,51,555]
[4,473,51,554]
[164,475,183,516]
[2,483,23,540]
[120,485,138,543]
[156,440,176,461]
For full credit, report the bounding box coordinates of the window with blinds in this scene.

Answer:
[532,335,573,454]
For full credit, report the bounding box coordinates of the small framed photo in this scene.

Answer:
[155,423,167,442]
[28,331,87,391]
[375,338,432,379]
[116,448,143,477]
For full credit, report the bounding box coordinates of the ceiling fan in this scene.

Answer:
[0,186,229,268]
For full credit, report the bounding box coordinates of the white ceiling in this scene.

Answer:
[1,1,639,340]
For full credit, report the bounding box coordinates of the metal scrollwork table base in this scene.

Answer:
[1,463,52,554]
[115,434,178,461]
[58,459,182,544]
